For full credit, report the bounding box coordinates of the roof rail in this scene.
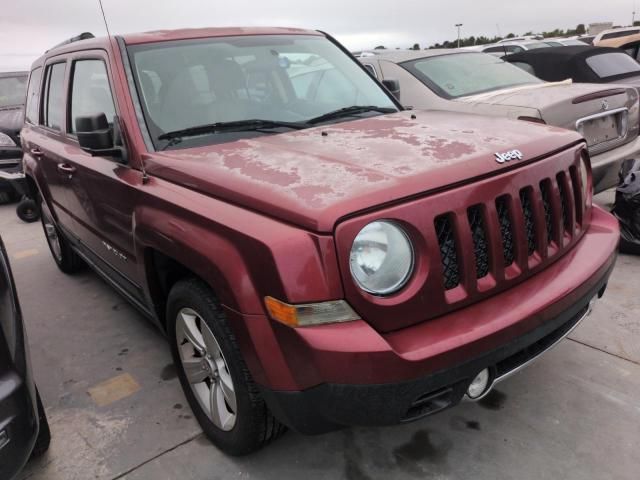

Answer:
[46,32,95,52]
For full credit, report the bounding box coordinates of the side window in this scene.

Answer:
[363,64,378,78]
[69,59,116,134]
[43,62,67,130]
[25,67,42,124]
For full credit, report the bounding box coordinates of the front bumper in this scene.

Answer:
[239,206,619,434]
[0,148,22,194]
[0,372,38,480]
[591,135,640,192]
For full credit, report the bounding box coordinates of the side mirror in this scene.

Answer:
[381,79,401,101]
[76,113,126,161]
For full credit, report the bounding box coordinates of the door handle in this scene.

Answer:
[30,148,43,156]
[57,163,76,178]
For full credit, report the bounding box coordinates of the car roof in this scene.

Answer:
[504,45,633,82]
[32,27,323,66]
[369,49,462,63]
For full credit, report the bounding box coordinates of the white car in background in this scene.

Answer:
[481,40,562,56]
[594,27,640,45]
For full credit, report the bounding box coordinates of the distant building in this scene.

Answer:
[588,22,614,35]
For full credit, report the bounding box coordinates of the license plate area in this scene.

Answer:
[577,108,628,147]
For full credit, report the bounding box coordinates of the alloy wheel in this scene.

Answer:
[42,212,62,262]
[175,307,237,431]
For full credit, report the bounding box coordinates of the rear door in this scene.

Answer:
[61,51,143,297]
[28,58,77,229]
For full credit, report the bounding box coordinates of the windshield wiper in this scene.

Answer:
[158,119,308,142]
[305,105,398,125]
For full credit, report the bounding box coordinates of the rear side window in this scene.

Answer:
[43,62,67,130]
[69,59,116,134]
[25,67,42,124]
[586,52,640,79]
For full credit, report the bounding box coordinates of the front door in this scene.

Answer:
[61,53,144,301]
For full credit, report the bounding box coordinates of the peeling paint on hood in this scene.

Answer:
[145,111,581,232]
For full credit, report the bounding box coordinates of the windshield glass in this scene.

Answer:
[0,74,27,108]
[402,53,541,99]
[127,35,398,149]
[586,52,640,79]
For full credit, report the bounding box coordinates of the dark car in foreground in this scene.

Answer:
[0,72,28,203]
[22,28,618,455]
[0,237,50,479]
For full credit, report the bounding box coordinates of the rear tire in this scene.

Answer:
[31,388,51,458]
[16,198,40,223]
[167,277,285,455]
[40,198,84,274]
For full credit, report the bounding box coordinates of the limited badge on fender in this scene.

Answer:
[495,150,524,164]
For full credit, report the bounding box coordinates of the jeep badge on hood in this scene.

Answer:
[495,150,524,164]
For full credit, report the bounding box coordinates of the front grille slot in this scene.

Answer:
[519,188,537,255]
[467,205,490,278]
[540,180,555,244]
[495,196,515,267]
[556,172,571,232]
[569,166,583,225]
[435,214,461,290]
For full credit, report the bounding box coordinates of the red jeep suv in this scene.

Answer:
[20,28,619,455]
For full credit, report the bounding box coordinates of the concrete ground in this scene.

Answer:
[1,192,637,480]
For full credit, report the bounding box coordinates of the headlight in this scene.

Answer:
[0,132,16,147]
[349,221,414,295]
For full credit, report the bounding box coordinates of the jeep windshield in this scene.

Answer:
[127,35,399,150]
[0,74,27,108]
[402,52,542,99]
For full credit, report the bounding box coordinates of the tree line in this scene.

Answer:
[374,24,592,51]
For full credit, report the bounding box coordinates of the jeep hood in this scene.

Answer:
[145,111,581,232]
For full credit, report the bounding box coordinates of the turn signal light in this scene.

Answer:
[264,296,359,327]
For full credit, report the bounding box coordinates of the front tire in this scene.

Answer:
[40,198,84,274]
[167,278,285,455]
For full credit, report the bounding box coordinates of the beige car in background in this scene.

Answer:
[597,32,640,61]
[359,50,640,192]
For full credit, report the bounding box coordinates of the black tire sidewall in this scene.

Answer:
[17,199,40,223]
[167,279,265,455]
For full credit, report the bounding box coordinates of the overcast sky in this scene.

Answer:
[1,0,638,71]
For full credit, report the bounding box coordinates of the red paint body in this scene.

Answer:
[21,29,619,420]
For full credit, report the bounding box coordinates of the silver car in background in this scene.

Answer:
[359,50,640,192]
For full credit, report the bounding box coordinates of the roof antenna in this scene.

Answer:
[95,0,149,183]
[97,0,111,37]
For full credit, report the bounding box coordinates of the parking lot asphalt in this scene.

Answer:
[2,192,638,480]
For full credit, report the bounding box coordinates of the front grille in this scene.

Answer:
[496,196,515,266]
[435,215,460,290]
[540,180,555,244]
[520,188,537,256]
[467,205,490,278]
[434,165,583,292]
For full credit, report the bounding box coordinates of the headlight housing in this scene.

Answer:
[349,221,414,295]
[0,132,16,147]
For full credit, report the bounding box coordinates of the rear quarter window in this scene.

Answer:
[25,67,42,124]
[42,62,67,130]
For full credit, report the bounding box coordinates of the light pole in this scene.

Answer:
[455,24,463,48]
